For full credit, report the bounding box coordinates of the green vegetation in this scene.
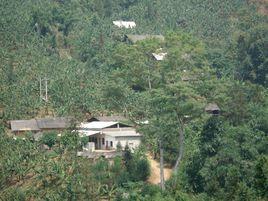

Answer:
[0,0,267,200]
[40,132,57,149]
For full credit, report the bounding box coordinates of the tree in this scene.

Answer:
[149,32,208,173]
[136,158,150,181]
[235,24,268,87]
[41,132,57,149]
[254,155,268,198]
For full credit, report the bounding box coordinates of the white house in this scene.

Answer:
[152,48,167,61]
[77,121,141,150]
[152,52,167,61]
[113,21,136,28]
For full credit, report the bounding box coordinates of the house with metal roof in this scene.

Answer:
[152,52,167,61]
[11,119,40,134]
[113,21,136,28]
[77,121,141,150]
[151,48,167,61]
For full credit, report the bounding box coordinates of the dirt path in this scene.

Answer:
[147,154,172,185]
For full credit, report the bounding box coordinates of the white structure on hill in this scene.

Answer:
[77,121,141,150]
[152,52,167,61]
[113,21,136,28]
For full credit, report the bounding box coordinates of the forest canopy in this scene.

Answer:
[0,0,267,200]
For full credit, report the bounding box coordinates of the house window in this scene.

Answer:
[110,141,113,147]
[102,138,105,145]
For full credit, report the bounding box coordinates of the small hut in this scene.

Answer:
[205,103,220,115]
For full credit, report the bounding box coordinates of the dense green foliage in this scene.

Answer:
[40,131,57,149]
[0,0,267,200]
[0,131,150,200]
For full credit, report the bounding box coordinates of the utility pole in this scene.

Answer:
[39,77,42,102]
[45,77,48,102]
[145,52,153,90]
[39,77,50,115]
[40,77,49,102]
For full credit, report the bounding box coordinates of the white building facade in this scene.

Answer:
[77,121,141,150]
[113,21,136,28]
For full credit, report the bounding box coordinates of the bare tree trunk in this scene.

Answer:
[159,140,165,190]
[173,120,184,173]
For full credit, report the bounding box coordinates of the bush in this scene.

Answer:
[141,184,161,197]
[0,187,26,201]
[60,131,80,150]
[123,147,151,182]
[116,141,122,151]
[40,131,57,149]
[135,158,150,181]
[80,136,89,147]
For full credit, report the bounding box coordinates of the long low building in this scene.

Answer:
[113,20,136,28]
[77,121,142,150]
[10,117,71,134]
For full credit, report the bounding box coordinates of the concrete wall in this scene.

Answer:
[89,134,141,150]
[90,133,116,150]
[114,136,141,150]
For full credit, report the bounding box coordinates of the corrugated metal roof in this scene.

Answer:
[10,117,71,132]
[11,119,40,131]
[77,128,141,137]
[205,103,220,111]
[126,34,164,43]
[104,129,141,137]
[80,121,119,129]
[113,21,136,28]
[152,52,167,61]
[36,117,71,129]
[77,130,100,137]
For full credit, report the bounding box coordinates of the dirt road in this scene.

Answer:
[147,154,172,184]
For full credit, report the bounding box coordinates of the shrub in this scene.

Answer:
[40,131,57,149]
[135,158,150,181]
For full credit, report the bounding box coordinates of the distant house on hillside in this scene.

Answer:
[124,34,164,43]
[113,21,136,28]
[10,117,72,134]
[77,121,141,150]
[205,103,220,115]
[152,52,167,61]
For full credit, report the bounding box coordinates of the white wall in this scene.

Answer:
[114,136,141,150]
[91,133,116,149]
[90,133,141,150]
